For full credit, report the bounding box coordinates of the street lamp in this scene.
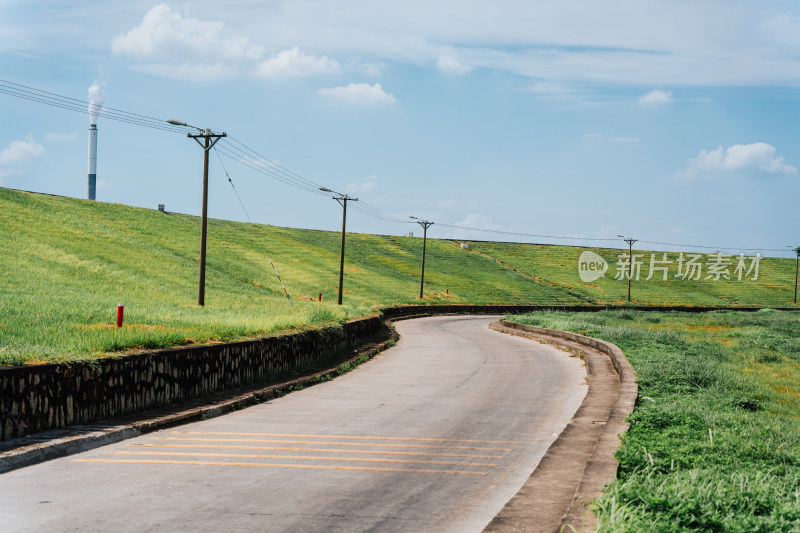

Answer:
[618,234,637,302]
[410,216,434,299]
[166,118,226,306]
[320,187,358,305]
[788,245,800,304]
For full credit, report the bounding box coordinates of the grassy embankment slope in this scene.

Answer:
[1,187,798,365]
[509,309,800,531]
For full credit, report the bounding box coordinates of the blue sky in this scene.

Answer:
[1,1,799,256]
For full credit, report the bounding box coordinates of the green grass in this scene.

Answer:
[508,309,800,532]
[1,187,798,365]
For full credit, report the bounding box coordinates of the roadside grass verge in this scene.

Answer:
[508,309,800,532]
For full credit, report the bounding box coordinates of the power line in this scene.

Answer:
[435,223,789,254]
[636,240,786,253]
[225,137,412,223]
[227,136,324,191]
[348,201,411,224]
[217,139,411,224]
[436,223,620,242]
[214,146,252,222]
[0,80,186,133]
[213,146,295,310]
[215,143,327,196]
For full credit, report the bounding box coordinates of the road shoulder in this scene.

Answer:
[484,320,637,533]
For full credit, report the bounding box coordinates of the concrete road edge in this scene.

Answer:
[484,320,638,533]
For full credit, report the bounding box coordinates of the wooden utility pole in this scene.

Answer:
[619,235,637,302]
[411,217,434,299]
[320,188,358,305]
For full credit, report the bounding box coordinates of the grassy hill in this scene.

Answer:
[469,241,795,307]
[1,187,797,365]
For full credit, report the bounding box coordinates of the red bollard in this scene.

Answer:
[446,288,449,295]
[116,304,124,328]
[318,293,322,302]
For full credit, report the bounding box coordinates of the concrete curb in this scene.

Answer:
[484,321,637,533]
[0,324,397,474]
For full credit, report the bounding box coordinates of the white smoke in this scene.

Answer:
[88,81,105,124]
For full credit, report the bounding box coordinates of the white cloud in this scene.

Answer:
[255,47,341,79]
[112,4,271,81]
[677,142,797,179]
[437,56,471,75]
[317,83,397,105]
[638,89,673,105]
[0,135,44,164]
[45,132,77,141]
[112,5,264,62]
[113,7,345,82]
[0,135,44,184]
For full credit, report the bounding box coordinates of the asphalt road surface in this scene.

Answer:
[0,315,586,533]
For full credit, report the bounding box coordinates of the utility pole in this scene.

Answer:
[410,216,434,299]
[320,187,358,305]
[166,119,226,306]
[618,234,637,302]
[788,245,800,304]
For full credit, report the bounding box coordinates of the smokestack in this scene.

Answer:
[88,124,97,200]
[87,82,104,201]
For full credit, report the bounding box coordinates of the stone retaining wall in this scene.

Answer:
[0,315,382,441]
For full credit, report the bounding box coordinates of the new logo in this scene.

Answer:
[578,251,608,282]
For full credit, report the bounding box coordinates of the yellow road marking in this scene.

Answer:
[108,450,497,467]
[151,437,512,452]
[172,431,520,445]
[131,443,506,459]
[73,458,488,476]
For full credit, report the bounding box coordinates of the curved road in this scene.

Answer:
[1,316,586,532]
